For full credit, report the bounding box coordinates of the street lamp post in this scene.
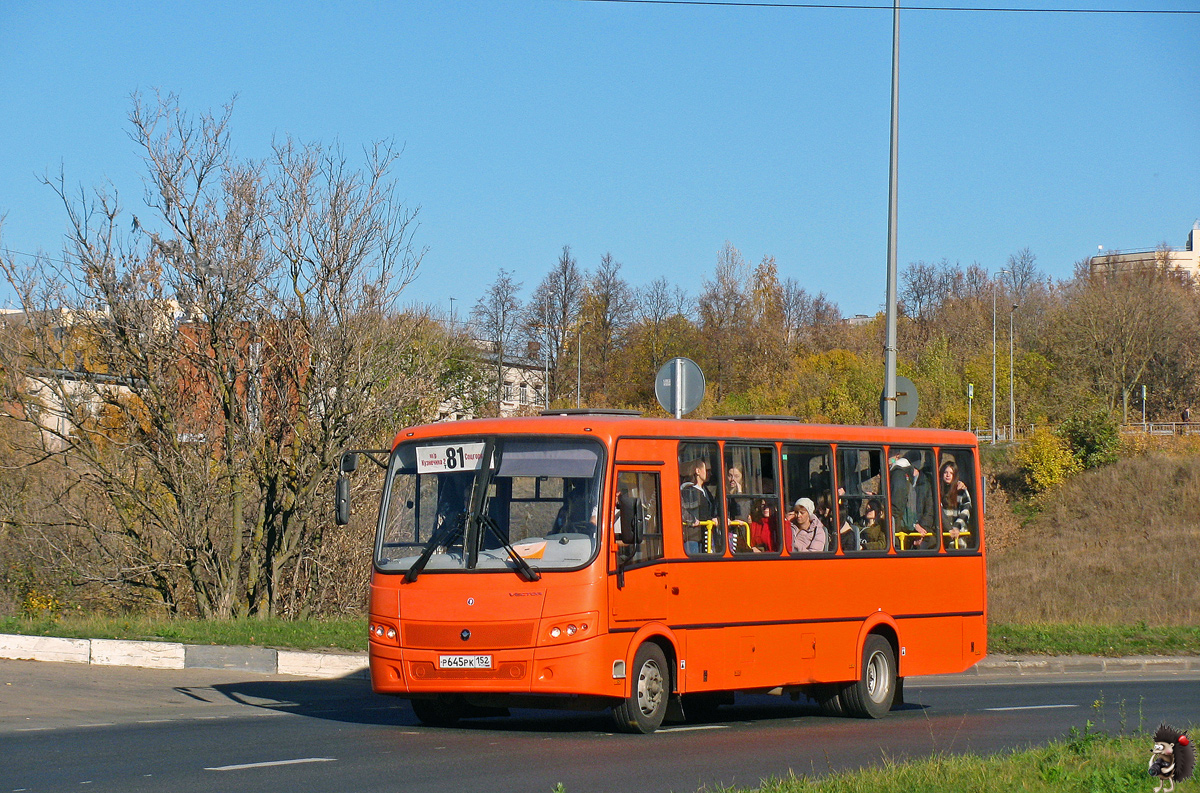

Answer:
[1009,303,1018,440]
[991,269,1010,443]
[576,320,590,409]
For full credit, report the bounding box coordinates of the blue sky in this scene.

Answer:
[1,1,1197,317]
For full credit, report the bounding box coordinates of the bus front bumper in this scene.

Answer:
[370,634,628,700]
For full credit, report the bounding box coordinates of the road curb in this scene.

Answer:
[2,633,1197,680]
[0,633,368,679]
[961,654,1200,676]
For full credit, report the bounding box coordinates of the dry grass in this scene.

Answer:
[988,448,1200,625]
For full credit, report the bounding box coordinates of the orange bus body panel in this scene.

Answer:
[368,415,986,704]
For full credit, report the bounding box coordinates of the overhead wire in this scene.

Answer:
[571,0,1200,14]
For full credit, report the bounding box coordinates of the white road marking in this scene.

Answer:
[78,723,115,728]
[205,757,337,772]
[137,719,173,724]
[657,724,730,732]
[984,704,1078,711]
[15,727,53,732]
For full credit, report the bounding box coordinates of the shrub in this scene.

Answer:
[1059,410,1120,469]
[1014,426,1079,493]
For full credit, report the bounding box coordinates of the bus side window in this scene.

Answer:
[836,447,888,552]
[725,444,779,554]
[616,471,663,565]
[782,444,836,554]
[937,448,978,552]
[679,442,724,556]
[888,447,938,552]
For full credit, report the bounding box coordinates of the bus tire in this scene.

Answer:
[813,684,847,716]
[410,695,466,727]
[612,642,670,733]
[842,635,896,719]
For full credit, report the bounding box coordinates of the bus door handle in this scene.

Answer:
[654,571,668,577]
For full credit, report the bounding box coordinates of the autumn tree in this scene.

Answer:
[0,92,446,618]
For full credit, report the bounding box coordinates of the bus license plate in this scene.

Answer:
[439,654,492,670]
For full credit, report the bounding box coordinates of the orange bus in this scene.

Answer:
[339,410,986,733]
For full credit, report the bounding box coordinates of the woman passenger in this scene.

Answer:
[788,497,827,553]
[939,460,972,548]
[748,499,778,553]
[859,499,887,550]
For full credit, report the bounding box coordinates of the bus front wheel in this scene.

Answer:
[612,642,669,733]
[842,635,896,719]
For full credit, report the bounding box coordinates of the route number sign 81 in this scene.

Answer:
[416,442,486,473]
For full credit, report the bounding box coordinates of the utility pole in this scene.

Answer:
[883,0,900,427]
[1009,303,1018,440]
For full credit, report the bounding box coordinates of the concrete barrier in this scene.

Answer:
[277,649,369,679]
[0,634,91,664]
[91,638,185,670]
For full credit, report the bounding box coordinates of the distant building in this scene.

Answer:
[843,313,875,327]
[434,339,547,422]
[1088,221,1200,281]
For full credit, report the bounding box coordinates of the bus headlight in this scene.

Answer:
[539,612,598,645]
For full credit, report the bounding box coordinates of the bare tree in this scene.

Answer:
[577,252,633,404]
[630,276,688,373]
[1051,266,1194,421]
[0,92,437,618]
[523,246,584,404]
[1006,247,1041,304]
[471,269,524,411]
[697,241,750,402]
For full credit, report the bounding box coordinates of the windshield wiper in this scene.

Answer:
[404,512,466,583]
[479,514,541,582]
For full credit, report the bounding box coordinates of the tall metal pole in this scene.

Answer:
[991,285,996,444]
[576,324,583,408]
[883,0,900,427]
[991,269,1009,444]
[1009,304,1017,439]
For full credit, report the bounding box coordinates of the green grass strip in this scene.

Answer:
[990,623,1200,656]
[4,617,1200,658]
[0,615,367,652]
[694,728,1165,793]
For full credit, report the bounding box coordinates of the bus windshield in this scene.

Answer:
[375,436,604,574]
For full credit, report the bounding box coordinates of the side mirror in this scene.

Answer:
[616,492,642,545]
[335,475,351,525]
[340,452,359,473]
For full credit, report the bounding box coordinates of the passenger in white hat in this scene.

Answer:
[788,496,827,553]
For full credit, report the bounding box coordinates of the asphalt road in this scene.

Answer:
[2,659,1198,793]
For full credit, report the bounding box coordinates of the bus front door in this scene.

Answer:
[610,469,669,623]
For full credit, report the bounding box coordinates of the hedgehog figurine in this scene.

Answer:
[1149,723,1194,793]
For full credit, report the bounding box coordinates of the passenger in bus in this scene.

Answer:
[788,497,827,553]
[726,466,747,520]
[860,499,887,550]
[551,478,595,537]
[939,460,972,548]
[815,492,835,530]
[748,499,778,552]
[889,454,935,550]
[681,458,719,554]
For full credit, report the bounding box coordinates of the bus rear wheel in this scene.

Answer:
[410,695,466,727]
[842,635,896,719]
[612,642,669,733]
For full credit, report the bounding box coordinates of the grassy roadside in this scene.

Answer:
[989,623,1200,657]
[702,727,1157,793]
[0,615,367,652]
[3,616,1199,657]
